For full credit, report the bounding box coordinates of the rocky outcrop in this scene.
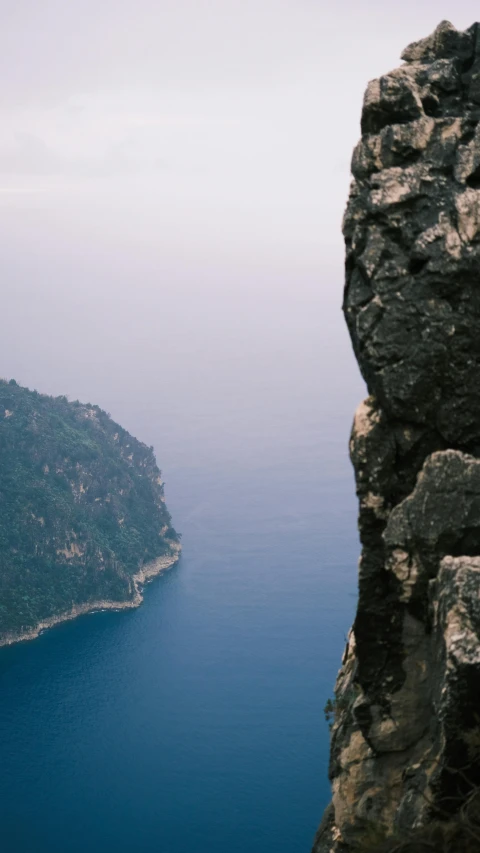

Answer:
[314,21,480,852]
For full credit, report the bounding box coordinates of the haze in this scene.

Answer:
[1,1,478,435]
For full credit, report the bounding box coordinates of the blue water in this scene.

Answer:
[0,277,363,853]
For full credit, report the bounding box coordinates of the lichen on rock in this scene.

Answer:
[314,20,480,853]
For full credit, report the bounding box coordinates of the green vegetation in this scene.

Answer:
[0,379,179,639]
[324,697,337,729]
[324,685,360,728]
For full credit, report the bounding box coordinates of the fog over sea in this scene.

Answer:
[0,254,363,852]
[2,3,477,851]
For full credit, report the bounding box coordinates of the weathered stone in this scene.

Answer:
[313,21,480,853]
[361,72,423,135]
[344,23,480,446]
[401,20,474,64]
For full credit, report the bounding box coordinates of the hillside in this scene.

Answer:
[0,378,180,643]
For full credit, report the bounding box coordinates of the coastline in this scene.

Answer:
[0,545,181,648]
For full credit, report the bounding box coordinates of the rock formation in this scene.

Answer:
[314,21,480,851]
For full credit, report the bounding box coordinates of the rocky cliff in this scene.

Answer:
[314,21,480,852]
[0,379,180,645]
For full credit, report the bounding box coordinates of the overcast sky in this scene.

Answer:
[2,2,480,405]
[3,2,479,262]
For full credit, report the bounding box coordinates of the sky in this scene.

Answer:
[2,1,480,406]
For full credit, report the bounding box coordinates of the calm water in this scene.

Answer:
[0,268,363,853]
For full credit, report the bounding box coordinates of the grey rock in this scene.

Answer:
[344,23,480,445]
[313,21,480,853]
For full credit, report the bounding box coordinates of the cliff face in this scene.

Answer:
[315,21,480,851]
[0,379,180,644]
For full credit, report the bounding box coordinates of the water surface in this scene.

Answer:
[0,272,363,853]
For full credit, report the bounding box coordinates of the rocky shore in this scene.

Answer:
[0,545,181,648]
[0,380,181,642]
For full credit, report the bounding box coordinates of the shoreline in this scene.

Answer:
[0,546,181,648]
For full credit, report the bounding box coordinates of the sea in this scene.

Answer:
[0,259,364,853]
